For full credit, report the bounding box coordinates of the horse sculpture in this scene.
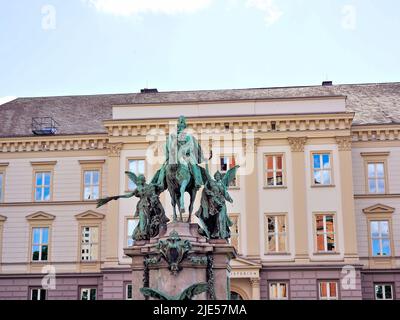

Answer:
[154,115,205,223]
[155,162,203,223]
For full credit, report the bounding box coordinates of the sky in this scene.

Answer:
[0,0,399,98]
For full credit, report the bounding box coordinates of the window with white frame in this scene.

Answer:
[370,220,391,256]
[367,162,386,193]
[128,159,145,190]
[312,153,332,185]
[30,288,47,300]
[126,284,133,300]
[265,155,284,187]
[375,284,393,300]
[126,219,139,247]
[315,214,336,252]
[266,215,287,253]
[81,288,97,300]
[31,227,49,261]
[81,226,99,261]
[34,172,51,201]
[83,170,100,200]
[319,282,338,300]
[269,282,288,300]
[220,156,237,187]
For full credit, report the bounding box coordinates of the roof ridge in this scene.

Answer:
[8,81,400,100]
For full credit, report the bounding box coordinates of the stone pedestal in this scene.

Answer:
[124,222,236,300]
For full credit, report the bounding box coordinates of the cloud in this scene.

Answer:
[246,0,283,26]
[82,0,213,16]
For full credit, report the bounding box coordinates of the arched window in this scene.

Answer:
[230,291,244,300]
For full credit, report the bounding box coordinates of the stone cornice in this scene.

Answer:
[0,135,108,154]
[104,113,354,138]
[351,124,400,142]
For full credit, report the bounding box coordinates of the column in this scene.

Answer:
[244,138,260,259]
[250,278,261,300]
[288,137,309,263]
[336,137,359,262]
[104,142,123,267]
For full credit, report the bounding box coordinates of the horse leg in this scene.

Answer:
[171,194,177,222]
[188,188,197,223]
[179,180,189,220]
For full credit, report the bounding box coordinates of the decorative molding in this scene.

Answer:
[354,194,400,199]
[26,211,56,221]
[104,113,354,138]
[0,200,98,207]
[75,210,105,220]
[30,161,57,167]
[360,152,390,157]
[78,159,106,165]
[336,136,352,151]
[0,136,108,154]
[107,143,123,157]
[363,204,395,215]
[250,278,261,286]
[288,137,307,152]
[352,124,400,142]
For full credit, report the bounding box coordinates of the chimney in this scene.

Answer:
[322,81,333,86]
[140,88,158,93]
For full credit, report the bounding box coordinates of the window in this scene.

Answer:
[31,227,49,261]
[126,284,133,300]
[269,282,288,300]
[83,170,100,200]
[30,288,47,300]
[81,226,99,261]
[0,172,4,202]
[127,159,145,190]
[126,218,139,247]
[220,156,237,187]
[266,215,287,253]
[312,153,332,186]
[375,284,393,300]
[367,162,386,193]
[319,282,338,300]
[315,214,336,252]
[265,155,284,187]
[81,288,97,300]
[34,172,51,201]
[361,153,390,194]
[229,214,239,251]
[371,221,391,256]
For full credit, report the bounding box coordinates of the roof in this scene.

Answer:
[0,82,399,138]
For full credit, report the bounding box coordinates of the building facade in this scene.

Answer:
[0,82,399,300]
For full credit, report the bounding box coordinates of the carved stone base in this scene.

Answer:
[124,222,236,300]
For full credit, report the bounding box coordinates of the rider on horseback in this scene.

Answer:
[164,116,204,189]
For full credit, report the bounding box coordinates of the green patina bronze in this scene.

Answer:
[97,116,239,243]
[154,115,205,222]
[140,283,209,300]
[97,172,168,241]
[157,230,192,275]
[196,164,239,240]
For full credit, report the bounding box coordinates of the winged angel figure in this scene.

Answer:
[140,283,209,300]
[195,164,240,240]
[97,171,169,241]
